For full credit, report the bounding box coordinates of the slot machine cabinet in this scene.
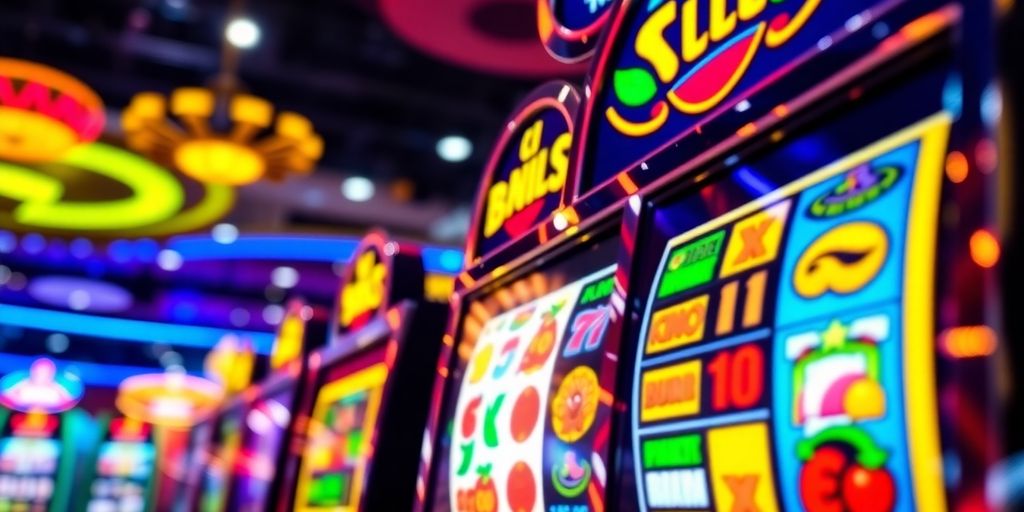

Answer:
[279,231,448,512]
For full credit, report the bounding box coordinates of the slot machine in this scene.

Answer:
[417,0,1017,511]
[415,79,632,512]
[79,416,156,512]
[0,358,95,512]
[279,231,448,512]
[115,372,223,512]
[224,299,328,512]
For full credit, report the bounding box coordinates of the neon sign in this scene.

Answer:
[0,142,234,236]
[0,58,104,163]
[468,82,581,260]
[333,231,425,337]
[271,300,311,370]
[607,0,821,136]
[339,248,387,330]
[0,358,83,414]
[577,1,888,191]
[204,334,256,395]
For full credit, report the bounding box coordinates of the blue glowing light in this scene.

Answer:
[167,235,463,274]
[0,353,199,388]
[0,304,274,353]
[21,233,45,254]
[0,230,15,253]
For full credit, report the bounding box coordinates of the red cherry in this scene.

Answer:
[799,447,846,512]
[461,397,482,438]
[842,465,896,512]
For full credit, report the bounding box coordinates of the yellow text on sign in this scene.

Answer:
[641,360,702,422]
[707,422,780,512]
[720,200,791,277]
[646,294,709,354]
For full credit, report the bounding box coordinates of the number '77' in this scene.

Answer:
[564,306,611,357]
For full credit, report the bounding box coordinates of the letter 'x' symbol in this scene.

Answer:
[724,474,760,512]
[733,219,773,265]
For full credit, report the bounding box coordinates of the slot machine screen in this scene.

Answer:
[622,65,953,511]
[0,413,61,510]
[428,238,620,512]
[86,418,154,512]
[198,409,243,512]
[228,385,295,512]
[292,345,389,512]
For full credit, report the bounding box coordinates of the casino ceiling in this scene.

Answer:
[0,0,582,243]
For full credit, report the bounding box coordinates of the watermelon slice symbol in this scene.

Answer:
[667,23,766,115]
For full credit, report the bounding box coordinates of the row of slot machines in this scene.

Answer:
[0,408,157,512]
[176,0,1019,511]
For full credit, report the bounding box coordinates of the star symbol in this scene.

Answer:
[821,319,849,350]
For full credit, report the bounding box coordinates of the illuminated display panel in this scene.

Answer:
[468,83,579,262]
[227,386,295,512]
[86,419,155,512]
[0,413,62,510]
[576,1,901,193]
[627,89,951,512]
[429,239,618,512]
[293,347,389,512]
[198,409,244,512]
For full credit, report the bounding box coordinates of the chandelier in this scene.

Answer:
[122,87,323,186]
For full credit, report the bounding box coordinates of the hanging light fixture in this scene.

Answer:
[116,372,224,428]
[121,0,322,186]
[121,88,323,186]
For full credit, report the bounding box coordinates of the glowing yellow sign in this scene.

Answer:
[339,249,387,329]
[122,88,323,186]
[0,58,105,163]
[204,334,255,395]
[271,305,307,370]
[0,142,234,236]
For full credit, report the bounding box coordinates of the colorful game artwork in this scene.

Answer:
[449,266,616,512]
[631,113,951,512]
[294,361,387,512]
[86,417,154,512]
[0,413,62,511]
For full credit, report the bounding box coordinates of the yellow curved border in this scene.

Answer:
[0,142,235,236]
[903,113,951,512]
[667,23,766,115]
[765,0,822,48]
[606,101,670,137]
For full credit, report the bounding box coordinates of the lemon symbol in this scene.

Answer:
[469,344,493,384]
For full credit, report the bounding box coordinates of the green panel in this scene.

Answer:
[642,434,703,469]
[657,230,725,299]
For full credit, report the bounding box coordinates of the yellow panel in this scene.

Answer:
[640,360,702,422]
[719,200,790,277]
[646,294,710,354]
[706,422,779,512]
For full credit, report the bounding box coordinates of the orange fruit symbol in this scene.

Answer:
[551,366,600,443]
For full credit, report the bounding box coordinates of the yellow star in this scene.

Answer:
[821,320,848,350]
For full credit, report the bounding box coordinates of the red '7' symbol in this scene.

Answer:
[563,306,610,357]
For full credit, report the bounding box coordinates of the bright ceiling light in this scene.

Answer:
[271,266,299,289]
[211,223,239,244]
[226,18,261,49]
[436,135,473,162]
[157,249,184,271]
[341,176,375,202]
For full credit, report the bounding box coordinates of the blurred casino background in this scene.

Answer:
[0,0,578,390]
